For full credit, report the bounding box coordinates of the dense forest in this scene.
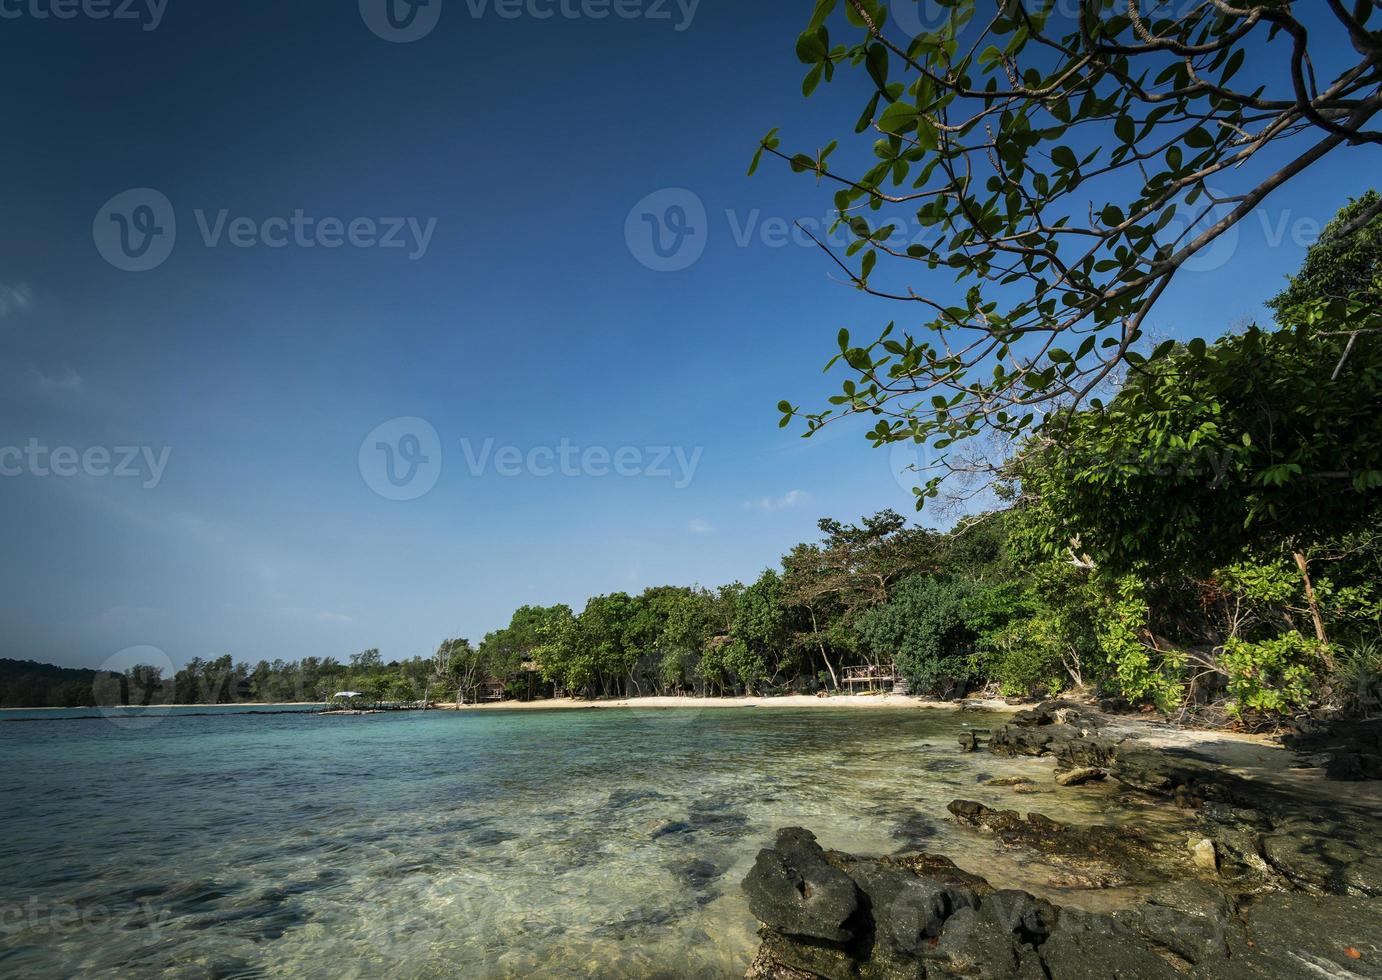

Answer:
[5,201,1378,721]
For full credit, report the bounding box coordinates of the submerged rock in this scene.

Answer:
[1053,767,1106,787]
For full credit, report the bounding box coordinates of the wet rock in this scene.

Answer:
[745,929,858,980]
[957,730,987,753]
[742,828,860,943]
[947,800,1066,839]
[983,776,1035,787]
[649,820,693,839]
[1054,767,1106,787]
[889,811,939,844]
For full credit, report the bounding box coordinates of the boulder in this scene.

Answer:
[742,828,860,943]
[1053,735,1121,769]
[847,861,977,957]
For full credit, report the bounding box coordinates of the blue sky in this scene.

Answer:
[0,2,1375,670]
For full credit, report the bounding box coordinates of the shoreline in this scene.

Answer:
[436,693,1021,712]
[0,701,324,712]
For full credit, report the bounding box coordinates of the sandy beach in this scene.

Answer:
[438,693,1019,712]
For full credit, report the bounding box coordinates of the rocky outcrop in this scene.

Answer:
[744,700,1382,977]
[1284,717,1382,781]
[743,830,1382,979]
[742,828,861,943]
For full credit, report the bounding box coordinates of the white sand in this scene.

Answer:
[438,693,1018,712]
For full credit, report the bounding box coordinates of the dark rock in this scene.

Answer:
[1040,909,1185,978]
[1114,882,1236,964]
[1284,717,1382,781]
[889,811,940,844]
[847,861,977,957]
[922,904,1022,978]
[1328,752,1382,781]
[1233,892,1382,978]
[957,731,984,753]
[746,929,860,980]
[650,820,693,839]
[1260,830,1382,897]
[1053,735,1122,769]
[1108,748,1210,798]
[742,828,860,943]
[947,800,1065,839]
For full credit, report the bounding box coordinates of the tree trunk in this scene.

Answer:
[1292,550,1333,669]
[809,608,840,689]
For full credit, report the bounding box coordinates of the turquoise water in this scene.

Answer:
[0,706,1164,978]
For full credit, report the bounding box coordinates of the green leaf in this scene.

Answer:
[795,28,828,65]
[1185,126,1213,148]
[877,101,920,135]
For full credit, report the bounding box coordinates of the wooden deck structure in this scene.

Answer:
[842,664,908,694]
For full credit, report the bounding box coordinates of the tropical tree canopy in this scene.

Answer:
[757,0,1382,503]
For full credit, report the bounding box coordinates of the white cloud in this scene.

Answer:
[688,518,715,535]
[747,489,809,512]
[80,606,165,631]
[29,364,83,392]
[282,607,356,625]
[0,283,33,318]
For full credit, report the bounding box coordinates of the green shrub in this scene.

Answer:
[1221,631,1317,716]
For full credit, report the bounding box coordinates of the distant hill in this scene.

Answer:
[0,658,109,709]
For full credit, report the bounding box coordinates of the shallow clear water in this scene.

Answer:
[0,706,1181,978]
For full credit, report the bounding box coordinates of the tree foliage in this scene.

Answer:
[758,0,1382,502]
